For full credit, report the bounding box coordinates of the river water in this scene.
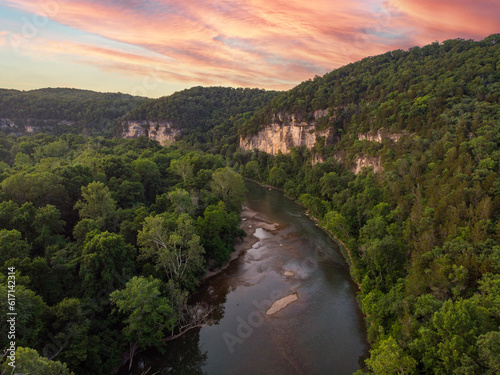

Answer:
[125,182,368,374]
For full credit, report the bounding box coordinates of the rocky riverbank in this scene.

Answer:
[205,206,278,279]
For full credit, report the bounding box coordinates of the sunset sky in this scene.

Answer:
[1,0,499,97]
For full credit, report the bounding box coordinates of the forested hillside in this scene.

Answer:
[0,133,246,374]
[233,35,500,374]
[0,34,499,374]
[122,86,278,154]
[0,88,147,136]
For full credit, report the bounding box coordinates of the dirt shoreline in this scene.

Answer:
[204,206,278,279]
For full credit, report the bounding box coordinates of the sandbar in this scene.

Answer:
[266,292,299,315]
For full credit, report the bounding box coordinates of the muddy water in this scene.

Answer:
[126,182,368,374]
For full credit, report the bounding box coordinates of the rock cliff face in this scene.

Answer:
[121,121,181,145]
[239,111,389,174]
[358,128,407,143]
[0,118,75,135]
[353,155,382,174]
[239,110,333,155]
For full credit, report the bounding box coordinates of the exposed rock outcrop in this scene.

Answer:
[358,128,407,143]
[0,119,16,130]
[0,118,75,135]
[352,155,382,174]
[121,120,181,145]
[240,110,333,155]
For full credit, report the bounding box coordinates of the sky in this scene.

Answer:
[0,0,499,98]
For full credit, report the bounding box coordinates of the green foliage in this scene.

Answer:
[363,337,417,375]
[48,298,93,370]
[1,171,68,209]
[197,202,245,266]
[0,283,49,349]
[322,211,350,243]
[138,214,205,291]
[80,232,136,297]
[0,229,31,265]
[268,166,287,188]
[477,331,500,374]
[131,158,161,200]
[0,347,74,375]
[0,134,247,373]
[110,276,175,349]
[0,88,147,136]
[410,299,495,374]
[211,167,246,213]
[74,181,116,227]
[168,188,195,215]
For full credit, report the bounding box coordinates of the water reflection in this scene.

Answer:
[123,181,368,375]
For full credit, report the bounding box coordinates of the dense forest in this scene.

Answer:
[0,134,246,374]
[1,34,500,374]
[0,88,147,137]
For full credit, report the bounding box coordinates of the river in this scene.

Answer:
[124,181,368,374]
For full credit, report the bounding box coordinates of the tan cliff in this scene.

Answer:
[358,128,407,143]
[0,118,75,134]
[121,120,181,146]
[239,109,333,155]
[239,110,390,175]
[353,155,382,174]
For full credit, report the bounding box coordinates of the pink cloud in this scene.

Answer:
[387,0,500,44]
[3,0,499,93]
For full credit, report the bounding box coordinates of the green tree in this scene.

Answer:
[131,158,161,201]
[477,331,500,374]
[244,160,261,181]
[170,157,194,183]
[298,193,327,218]
[0,347,74,375]
[196,202,245,265]
[138,214,205,290]
[33,204,65,253]
[0,229,31,265]
[211,167,246,213]
[79,232,136,297]
[322,210,350,243]
[1,171,67,209]
[0,283,48,349]
[110,276,175,349]
[48,298,93,371]
[268,166,287,188]
[363,337,417,375]
[74,181,116,227]
[411,298,495,374]
[168,188,195,215]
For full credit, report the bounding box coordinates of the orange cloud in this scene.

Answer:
[387,0,500,44]
[3,0,499,94]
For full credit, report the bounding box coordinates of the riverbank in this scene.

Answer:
[204,206,278,279]
[244,179,360,289]
[122,179,369,375]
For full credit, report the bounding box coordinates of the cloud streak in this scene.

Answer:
[1,0,498,95]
